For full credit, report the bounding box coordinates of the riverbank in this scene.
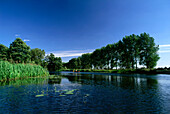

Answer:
[0,61,49,81]
[62,69,170,74]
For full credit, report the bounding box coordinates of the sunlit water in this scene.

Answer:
[1,72,170,113]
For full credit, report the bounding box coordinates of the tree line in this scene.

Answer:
[0,38,62,72]
[0,32,160,72]
[64,33,160,69]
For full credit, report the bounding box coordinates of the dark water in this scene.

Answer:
[1,72,170,113]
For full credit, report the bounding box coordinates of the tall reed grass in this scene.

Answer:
[0,61,49,81]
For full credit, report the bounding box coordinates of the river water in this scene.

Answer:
[0,71,170,113]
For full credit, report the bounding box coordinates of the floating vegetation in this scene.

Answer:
[34,88,79,98]
[85,94,90,97]
[59,95,66,96]
[65,90,74,95]
[35,94,44,97]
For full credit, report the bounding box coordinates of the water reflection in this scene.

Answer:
[63,73,158,89]
[0,72,169,113]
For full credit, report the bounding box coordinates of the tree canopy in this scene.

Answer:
[30,48,45,65]
[65,33,160,69]
[9,38,31,63]
[0,32,160,71]
[0,44,8,61]
[0,38,63,71]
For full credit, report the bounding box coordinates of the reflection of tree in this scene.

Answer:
[64,73,159,91]
[48,76,62,84]
[0,77,48,86]
[64,73,162,113]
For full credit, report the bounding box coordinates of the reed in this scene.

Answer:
[0,61,49,81]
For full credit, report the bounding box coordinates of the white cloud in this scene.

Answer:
[15,34,20,37]
[46,49,94,57]
[159,44,170,47]
[158,44,170,53]
[23,39,30,42]
[158,50,170,53]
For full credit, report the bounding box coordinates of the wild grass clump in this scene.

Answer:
[0,61,49,81]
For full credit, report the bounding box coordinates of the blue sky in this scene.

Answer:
[0,0,170,67]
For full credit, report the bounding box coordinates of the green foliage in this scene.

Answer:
[0,61,49,81]
[9,38,31,63]
[0,38,64,73]
[64,33,159,69]
[138,33,160,69]
[0,44,8,61]
[30,48,45,65]
[80,53,91,69]
[67,58,78,69]
[47,53,63,71]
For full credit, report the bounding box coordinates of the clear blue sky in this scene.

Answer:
[0,0,170,67]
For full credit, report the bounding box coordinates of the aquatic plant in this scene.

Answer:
[0,61,49,81]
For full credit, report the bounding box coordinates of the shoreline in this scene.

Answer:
[61,69,170,75]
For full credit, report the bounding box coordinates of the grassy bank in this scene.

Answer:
[0,61,49,81]
[62,69,170,74]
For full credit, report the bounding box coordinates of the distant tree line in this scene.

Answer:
[64,33,160,69]
[0,38,62,72]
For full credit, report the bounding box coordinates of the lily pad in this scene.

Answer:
[35,94,44,97]
[85,94,90,97]
[62,90,68,91]
[65,92,74,95]
[59,95,66,96]
[65,90,74,94]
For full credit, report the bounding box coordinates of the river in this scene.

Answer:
[0,71,170,113]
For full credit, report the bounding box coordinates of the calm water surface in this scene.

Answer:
[0,71,170,113]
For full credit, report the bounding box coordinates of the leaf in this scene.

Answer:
[85,94,90,97]
[65,90,74,94]
[59,95,66,96]
[35,94,44,97]
[62,90,68,91]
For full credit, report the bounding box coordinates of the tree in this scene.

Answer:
[9,38,31,63]
[100,47,107,69]
[91,49,102,69]
[77,57,82,69]
[138,33,160,69]
[54,57,62,70]
[117,40,124,69]
[80,53,92,69]
[68,58,78,69]
[0,44,8,61]
[30,48,45,65]
[47,53,62,71]
[110,43,119,69]
[63,33,160,70]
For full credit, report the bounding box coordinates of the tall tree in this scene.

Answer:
[91,49,102,69]
[117,40,124,69]
[68,58,78,69]
[30,48,45,65]
[77,57,82,69]
[54,57,62,70]
[138,33,160,69]
[111,43,119,69]
[80,53,92,69]
[47,53,63,71]
[9,38,31,63]
[105,44,113,69]
[0,44,8,61]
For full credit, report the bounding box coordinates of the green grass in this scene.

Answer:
[0,61,49,81]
